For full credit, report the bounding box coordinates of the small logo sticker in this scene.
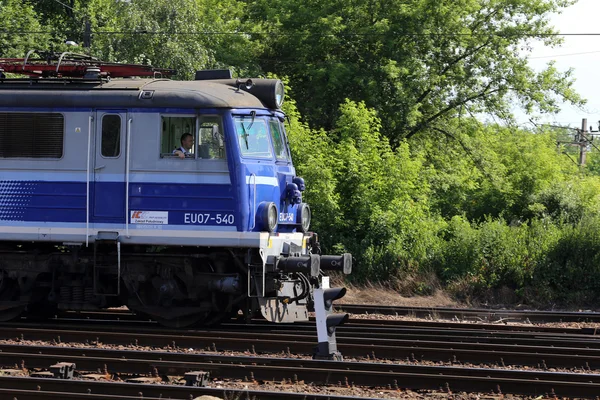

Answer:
[131,211,168,224]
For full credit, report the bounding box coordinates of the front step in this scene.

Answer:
[93,231,121,296]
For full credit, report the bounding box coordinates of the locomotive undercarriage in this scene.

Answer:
[0,242,314,328]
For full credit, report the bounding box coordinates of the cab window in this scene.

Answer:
[160,116,196,158]
[198,116,225,159]
[234,116,273,159]
[269,119,289,161]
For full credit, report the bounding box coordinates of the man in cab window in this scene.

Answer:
[173,133,194,159]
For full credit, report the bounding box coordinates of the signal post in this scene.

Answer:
[313,281,349,361]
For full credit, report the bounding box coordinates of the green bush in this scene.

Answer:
[533,216,600,305]
[436,217,529,288]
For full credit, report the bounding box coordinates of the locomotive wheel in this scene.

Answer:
[0,272,25,322]
[126,251,245,328]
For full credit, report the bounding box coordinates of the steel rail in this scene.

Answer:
[23,301,600,323]
[6,321,600,357]
[25,309,600,335]
[0,389,166,400]
[7,322,600,356]
[4,343,600,384]
[2,325,600,369]
[8,317,600,342]
[338,304,600,323]
[0,376,380,400]
[341,317,600,335]
[3,345,600,398]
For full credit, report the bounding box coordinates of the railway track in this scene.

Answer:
[0,376,376,400]
[49,305,600,329]
[36,307,600,334]
[338,303,600,323]
[3,308,600,398]
[3,318,600,369]
[3,343,600,395]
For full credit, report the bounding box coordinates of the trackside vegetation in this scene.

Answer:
[287,98,600,306]
[4,0,600,306]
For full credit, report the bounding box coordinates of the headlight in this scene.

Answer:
[257,201,278,233]
[297,203,311,233]
[274,80,285,108]
[222,79,285,109]
[267,202,278,232]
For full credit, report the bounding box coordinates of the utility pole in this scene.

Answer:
[554,118,598,167]
[578,118,588,167]
[83,19,92,49]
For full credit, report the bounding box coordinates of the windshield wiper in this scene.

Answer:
[240,123,249,150]
[240,111,256,150]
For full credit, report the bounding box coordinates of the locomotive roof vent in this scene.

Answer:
[195,69,232,80]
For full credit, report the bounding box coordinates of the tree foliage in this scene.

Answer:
[414,120,579,222]
[247,0,582,144]
[0,0,51,58]
[288,97,444,281]
[27,0,260,78]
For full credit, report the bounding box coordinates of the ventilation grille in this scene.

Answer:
[0,113,64,158]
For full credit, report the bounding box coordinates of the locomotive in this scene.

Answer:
[0,52,351,329]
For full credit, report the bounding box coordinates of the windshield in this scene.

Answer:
[234,116,273,159]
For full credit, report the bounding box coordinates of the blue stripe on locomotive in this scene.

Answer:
[0,180,238,225]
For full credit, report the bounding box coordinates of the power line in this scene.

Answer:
[5,29,600,37]
[529,50,600,59]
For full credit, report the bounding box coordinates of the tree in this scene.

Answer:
[30,0,261,78]
[247,0,583,145]
[0,0,51,58]
[412,119,580,222]
[288,97,443,280]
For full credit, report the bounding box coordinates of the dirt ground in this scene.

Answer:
[339,284,462,308]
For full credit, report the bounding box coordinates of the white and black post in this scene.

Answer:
[313,285,349,361]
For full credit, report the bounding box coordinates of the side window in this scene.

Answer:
[101,115,121,157]
[0,112,64,158]
[160,116,196,158]
[269,119,289,161]
[234,117,273,159]
[198,116,225,159]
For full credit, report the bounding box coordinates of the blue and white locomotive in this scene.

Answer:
[0,53,351,328]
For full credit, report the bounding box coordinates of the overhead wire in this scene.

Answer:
[528,50,600,59]
[5,30,600,37]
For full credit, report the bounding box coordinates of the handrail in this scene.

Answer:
[249,173,256,230]
[23,50,37,70]
[86,115,92,246]
[56,52,72,73]
[247,173,257,298]
[125,117,132,238]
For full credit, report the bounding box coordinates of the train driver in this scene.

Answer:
[173,133,194,159]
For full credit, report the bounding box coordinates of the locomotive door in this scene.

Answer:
[92,110,128,222]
